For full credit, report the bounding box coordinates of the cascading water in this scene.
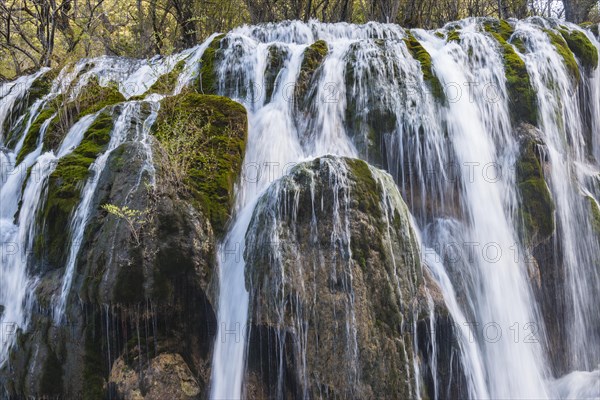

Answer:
[207,18,600,399]
[516,19,600,373]
[0,51,190,364]
[0,16,599,400]
[54,101,159,321]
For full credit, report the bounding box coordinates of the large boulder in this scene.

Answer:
[1,93,247,399]
[109,353,201,399]
[243,155,457,399]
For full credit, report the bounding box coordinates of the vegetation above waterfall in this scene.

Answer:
[2,0,599,80]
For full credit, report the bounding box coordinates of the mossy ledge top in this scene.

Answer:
[153,92,248,236]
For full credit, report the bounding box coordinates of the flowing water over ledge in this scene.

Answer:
[0,17,599,399]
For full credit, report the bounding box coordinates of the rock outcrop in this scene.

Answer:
[0,83,247,398]
[243,155,459,399]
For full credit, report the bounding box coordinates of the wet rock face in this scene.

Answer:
[244,156,430,399]
[515,123,555,248]
[512,123,565,375]
[109,353,201,400]
[1,94,247,399]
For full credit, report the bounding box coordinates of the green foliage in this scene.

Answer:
[36,112,114,268]
[559,28,599,69]
[199,34,225,94]
[101,204,148,246]
[404,33,444,101]
[154,92,247,235]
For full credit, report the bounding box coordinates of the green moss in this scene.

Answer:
[145,60,186,95]
[154,93,247,236]
[447,29,460,42]
[404,33,444,101]
[39,77,123,153]
[295,40,329,102]
[486,25,538,125]
[15,108,56,165]
[483,19,515,42]
[559,29,598,70]
[516,137,555,244]
[36,111,114,268]
[199,34,225,94]
[264,45,288,103]
[545,29,580,81]
[2,70,57,147]
[27,69,58,106]
[76,76,126,117]
[586,195,600,233]
[345,158,382,219]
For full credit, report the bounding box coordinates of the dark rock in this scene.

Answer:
[244,155,455,399]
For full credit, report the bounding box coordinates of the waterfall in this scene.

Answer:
[207,18,600,398]
[516,19,600,372]
[1,16,599,400]
[54,101,158,321]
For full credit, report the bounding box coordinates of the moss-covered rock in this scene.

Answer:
[485,22,538,125]
[264,45,288,103]
[483,19,515,42]
[153,92,247,236]
[76,76,126,117]
[146,60,186,96]
[27,69,58,106]
[559,28,599,70]
[38,77,124,153]
[15,108,56,165]
[545,29,580,81]
[35,111,114,270]
[404,33,444,101]
[39,350,63,397]
[586,195,600,233]
[515,123,555,245]
[447,29,461,42]
[198,34,225,94]
[294,40,329,103]
[2,69,57,147]
[245,155,423,398]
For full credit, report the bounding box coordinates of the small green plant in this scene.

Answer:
[101,204,149,246]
